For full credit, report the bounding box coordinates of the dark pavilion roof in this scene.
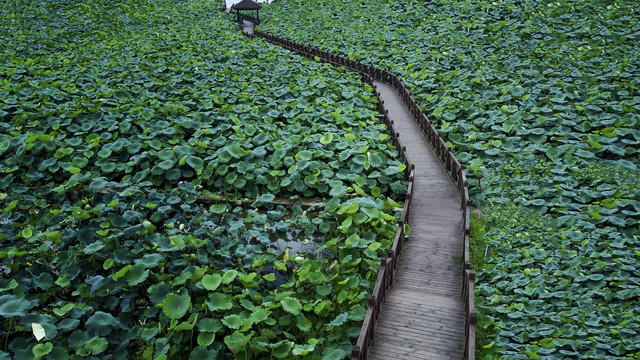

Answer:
[232,0,262,10]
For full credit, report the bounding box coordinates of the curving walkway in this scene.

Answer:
[240,20,467,360]
[241,20,255,35]
[368,82,464,359]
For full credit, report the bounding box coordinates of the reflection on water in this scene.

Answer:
[269,228,319,258]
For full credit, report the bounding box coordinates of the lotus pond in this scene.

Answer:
[261,0,640,358]
[0,0,408,359]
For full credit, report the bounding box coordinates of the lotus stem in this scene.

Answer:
[4,317,12,352]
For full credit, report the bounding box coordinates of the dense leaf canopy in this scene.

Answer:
[0,0,407,358]
[260,0,640,358]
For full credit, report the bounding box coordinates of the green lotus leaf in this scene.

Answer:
[221,270,238,284]
[85,312,119,336]
[361,207,380,219]
[101,162,117,172]
[224,331,251,350]
[189,346,214,360]
[225,172,238,184]
[351,154,367,165]
[227,144,245,159]
[367,153,383,168]
[258,193,275,202]
[161,293,190,320]
[328,312,348,327]
[58,319,80,332]
[137,253,164,268]
[320,133,334,145]
[204,293,233,311]
[32,342,53,356]
[209,204,227,214]
[222,314,243,330]
[139,324,159,341]
[249,308,270,324]
[186,155,204,170]
[157,149,174,161]
[295,315,312,332]
[280,297,302,315]
[293,341,317,356]
[98,149,112,158]
[71,156,89,168]
[329,184,348,197]
[83,241,105,255]
[271,340,293,359]
[112,265,131,281]
[157,159,175,170]
[197,332,215,347]
[125,263,149,286]
[296,150,313,161]
[197,318,222,333]
[0,295,34,318]
[201,274,222,291]
[82,336,108,355]
[172,313,198,331]
[239,272,258,288]
[322,348,346,360]
[0,135,10,155]
[21,228,33,239]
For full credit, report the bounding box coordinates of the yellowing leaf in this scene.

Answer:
[32,323,46,341]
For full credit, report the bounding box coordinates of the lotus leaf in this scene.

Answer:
[0,295,33,318]
[161,293,190,320]
[85,312,119,337]
[280,297,302,315]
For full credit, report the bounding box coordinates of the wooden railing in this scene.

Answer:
[241,23,475,360]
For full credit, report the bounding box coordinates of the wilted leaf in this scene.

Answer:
[32,323,46,341]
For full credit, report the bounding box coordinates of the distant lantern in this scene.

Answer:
[231,0,262,25]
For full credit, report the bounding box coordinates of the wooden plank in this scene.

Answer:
[373,328,465,351]
[374,325,465,339]
[392,275,462,284]
[368,349,454,360]
[375,305,464,321]
[370,337,463,358]
[381,296,464,312]
[376,317,464,333]
[369,338,462,357]
[368,342,460,360]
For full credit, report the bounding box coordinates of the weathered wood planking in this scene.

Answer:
[367,81,465,360]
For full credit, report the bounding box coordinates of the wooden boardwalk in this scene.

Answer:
[238,21,470,357]
[368,81,465,359]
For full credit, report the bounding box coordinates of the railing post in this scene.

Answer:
[352,345,361,360]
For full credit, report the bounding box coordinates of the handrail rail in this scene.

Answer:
[241,21,474,360]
